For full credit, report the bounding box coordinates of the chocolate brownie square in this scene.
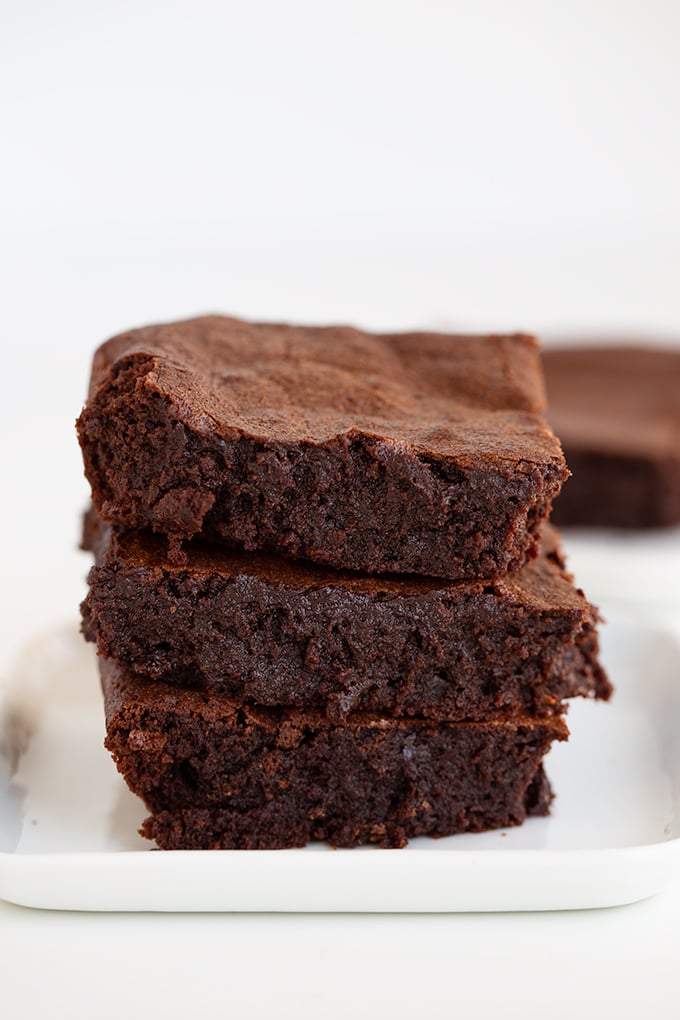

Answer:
[77,316,567,579]
[544,345,680,527]
[82,512,610,723]
[101,658,566,849]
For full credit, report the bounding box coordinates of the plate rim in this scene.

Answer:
[1,615,680,912]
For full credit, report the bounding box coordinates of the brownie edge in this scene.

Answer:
[77,316,568,578]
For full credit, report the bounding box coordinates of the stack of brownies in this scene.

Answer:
[77,316,610,849]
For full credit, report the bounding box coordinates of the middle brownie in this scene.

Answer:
[82,513,610,723]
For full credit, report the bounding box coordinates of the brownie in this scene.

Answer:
[76,316,568,579]
[543,346,680,527]
[81,512,610,722]
[101,657,566,849]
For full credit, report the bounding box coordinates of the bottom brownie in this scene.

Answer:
[101,659,567,850]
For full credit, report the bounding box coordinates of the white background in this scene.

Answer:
[1,1,680,1017]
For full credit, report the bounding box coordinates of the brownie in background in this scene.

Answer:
[543,346,680,528]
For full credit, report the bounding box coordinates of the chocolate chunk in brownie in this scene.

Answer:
[82,512,609,722]
[544,345,680,527]
[101,657,566,849]
[77,316,567,578]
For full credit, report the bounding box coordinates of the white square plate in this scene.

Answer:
[1,617,679,912]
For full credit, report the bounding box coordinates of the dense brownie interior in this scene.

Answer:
[82,512,610,721]
[77,316,568,578]
[102,658,566,849]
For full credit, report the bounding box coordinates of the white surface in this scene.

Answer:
[1,618,679,913]
[1,0,680,1016]
[561,528,680,607]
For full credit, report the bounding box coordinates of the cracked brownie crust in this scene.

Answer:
[77,316,568,578]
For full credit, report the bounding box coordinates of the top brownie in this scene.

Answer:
[77,316,567,578]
